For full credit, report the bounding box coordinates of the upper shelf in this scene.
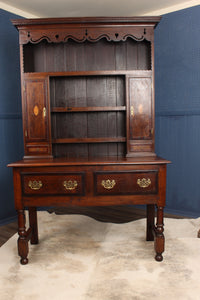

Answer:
[23,35,152,73]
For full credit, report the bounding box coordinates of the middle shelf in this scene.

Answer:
[51,106,126,113]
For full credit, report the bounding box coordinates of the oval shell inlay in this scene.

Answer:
[33,105,39,116]
[138,104,143,114]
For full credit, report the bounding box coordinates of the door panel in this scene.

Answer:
[24,78,48,142]
[129,77,152,140]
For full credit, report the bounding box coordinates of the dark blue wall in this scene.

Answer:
[155,5,200,217]
[0,9,23,224]
[0,6,200,223]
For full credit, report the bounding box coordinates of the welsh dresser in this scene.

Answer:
[8,17,170,264]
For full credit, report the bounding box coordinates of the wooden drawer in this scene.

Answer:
[94,171,158,195]
[22,173,85,196]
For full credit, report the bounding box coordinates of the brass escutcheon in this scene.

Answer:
[137,178,151,188]
[28,180,42,190]
[63,180,78,190]
[101,179,116,190]
[43,107,46,118]
[130,106,134,117]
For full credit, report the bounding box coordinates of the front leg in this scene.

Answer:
[146,204,155,241]
[29,207,39,244]
[154,206,165,262]
[17,209,29,265]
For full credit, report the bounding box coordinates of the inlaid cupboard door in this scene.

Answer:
[126,75,154,156]
[22,76,52,157]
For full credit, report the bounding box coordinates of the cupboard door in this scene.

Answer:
[23,77,52,157]
[127,76,154,156]
[24,78,48,141]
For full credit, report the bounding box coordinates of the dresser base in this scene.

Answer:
[8,157,168,264]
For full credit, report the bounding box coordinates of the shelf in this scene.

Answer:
[52,137,126,144]
[51,106,126,113]
[24,70,152,78]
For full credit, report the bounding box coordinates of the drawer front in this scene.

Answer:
[22,173,85,196]
[94,171,158,195]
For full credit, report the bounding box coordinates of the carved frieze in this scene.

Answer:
[19,26,154,44]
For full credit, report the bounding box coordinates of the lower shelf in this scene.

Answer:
[52,137,126,143]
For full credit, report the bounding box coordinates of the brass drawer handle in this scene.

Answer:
[137,178,151,188]
[101,179,116,190]
[28,180,43,190]
[63,180,78,190]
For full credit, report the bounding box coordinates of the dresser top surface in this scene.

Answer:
[8,156,170,168]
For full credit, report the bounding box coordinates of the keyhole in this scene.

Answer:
[115,33,119,39]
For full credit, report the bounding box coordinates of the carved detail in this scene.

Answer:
[20,27,153,45]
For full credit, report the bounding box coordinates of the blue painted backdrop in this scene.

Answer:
[0,9,23,224]
[0,6,200,224]
[155,5,200,217]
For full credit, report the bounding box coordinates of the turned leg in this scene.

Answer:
[146,204,155,241]
[29,207,39,244]
[17,209,29,265]
[154,206,165,262]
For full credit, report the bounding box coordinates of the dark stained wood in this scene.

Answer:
[8,17,170,264]
[50,74,125,158]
